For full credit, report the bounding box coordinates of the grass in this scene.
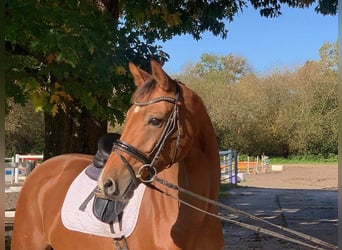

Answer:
[269,155,338,164]
[219,183,235,197]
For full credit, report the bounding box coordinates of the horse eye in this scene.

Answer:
[148,117,163,126]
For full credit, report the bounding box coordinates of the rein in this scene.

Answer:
[150,176,337,250]
[108,79,336,249]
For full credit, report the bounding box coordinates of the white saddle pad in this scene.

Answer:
[61,167,146,238]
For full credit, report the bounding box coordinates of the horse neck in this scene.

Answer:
[178,89,221,198]
[182,128,220,195]
[156,120,219,200]
[155,86,220,200]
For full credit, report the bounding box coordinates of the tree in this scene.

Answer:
[5,0,337,159]
[285,43,338,156]
[120,0,336,41]
[176,42,337,157]
[5,0,165,159]
[181,53,253,84]
[5,100,44,156]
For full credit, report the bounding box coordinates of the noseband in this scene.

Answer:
[112,82,182,185]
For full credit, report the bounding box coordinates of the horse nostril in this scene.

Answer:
[103,178,119,196]
[103,178,113,188]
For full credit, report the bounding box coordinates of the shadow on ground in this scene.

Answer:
[219,186,338,249]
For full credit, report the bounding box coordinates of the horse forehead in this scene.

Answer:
[133,106,140,113]
[129,100,166,117]
[132,90,175,114]
[132,101,169,115]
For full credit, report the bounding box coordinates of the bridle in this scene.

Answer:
[106,79,338,250]
[112,80,182,187]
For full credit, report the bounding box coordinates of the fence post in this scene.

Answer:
[234,150,238,184]
[14,154,20,184]
[227,149,232,183]
[220,150,238,185]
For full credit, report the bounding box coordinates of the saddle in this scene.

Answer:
[84,133,125,224]
[85,133,121,180]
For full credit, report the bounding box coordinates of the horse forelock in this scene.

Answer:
[130,78,157,103]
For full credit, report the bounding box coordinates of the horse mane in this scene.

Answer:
[130,78,157,103]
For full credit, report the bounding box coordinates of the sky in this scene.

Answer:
[157,5,337,75]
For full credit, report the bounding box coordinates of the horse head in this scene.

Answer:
[97,60,191,201]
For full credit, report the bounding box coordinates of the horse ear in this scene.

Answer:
[150,60,174,92]
[128,62,152,87]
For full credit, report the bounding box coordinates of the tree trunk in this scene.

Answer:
[43,103,107,160]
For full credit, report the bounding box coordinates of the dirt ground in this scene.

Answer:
[237,163,338,190]
[6,164,338,249]
[220,163,338,249]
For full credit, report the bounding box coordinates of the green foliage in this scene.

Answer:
[177,42,337,158]
[184,53,254,83]
[270,155,338,164]
[121,0,336,42]
[249,0,336,16]
[5,0,337,156]
[5,0,169,126]
[5,101,44,156]
[219,183,234,197]
[6,0,119,120]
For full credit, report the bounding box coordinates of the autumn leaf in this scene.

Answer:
[116,66,127,76]
[54,82,62,89]
[47,54,55,64]
[59,102,67,113]
[51,104,59,117]
[88,45,95,55]
[30,92,47,112]
[61,23,72,33]
[50,94,61,104]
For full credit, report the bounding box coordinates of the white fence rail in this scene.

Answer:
[5,154,43,184]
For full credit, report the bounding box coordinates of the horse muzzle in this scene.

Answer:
[97,162,158,201]
[97,176,137,201]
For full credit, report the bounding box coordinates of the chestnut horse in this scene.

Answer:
[11,60,224,249]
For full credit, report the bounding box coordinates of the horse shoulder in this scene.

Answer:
[12,154,93,249]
